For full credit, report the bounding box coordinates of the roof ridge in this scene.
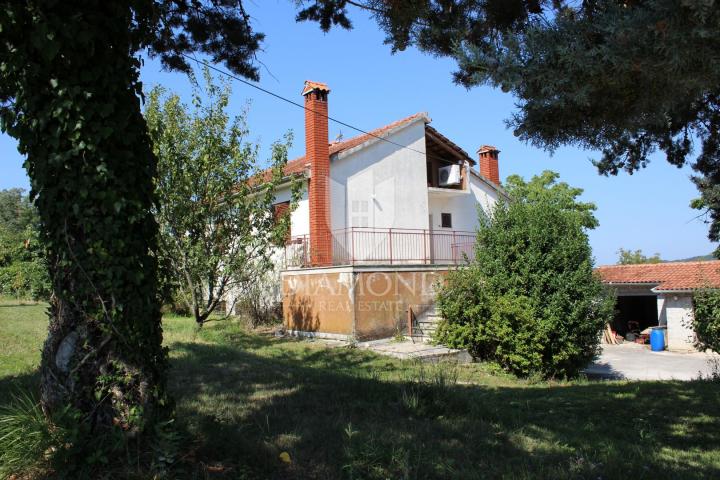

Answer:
[326,111,427,151]
[597,260,720,269]
[284,111,428,166]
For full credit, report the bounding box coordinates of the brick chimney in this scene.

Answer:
[477,145,500,185]
[303,80,332,266]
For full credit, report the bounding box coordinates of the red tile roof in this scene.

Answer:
[279,112,429,179]
[425,125,475,165]
[596,261,720,291]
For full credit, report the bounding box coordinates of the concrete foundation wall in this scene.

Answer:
[283,270,354,336]
[282,266,448,341]
[353,270,445,340]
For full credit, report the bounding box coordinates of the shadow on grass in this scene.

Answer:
[0,303,43,308]
[0,370,40,406]
[167,334,720,480]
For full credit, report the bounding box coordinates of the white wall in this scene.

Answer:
[427,169,499,233]
[657,294,697,351]
[274,181,309,237]
[330,119,429,231]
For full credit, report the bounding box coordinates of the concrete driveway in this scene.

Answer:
[585,343,719,381]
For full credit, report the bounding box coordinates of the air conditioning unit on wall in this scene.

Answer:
[438,164,461,186]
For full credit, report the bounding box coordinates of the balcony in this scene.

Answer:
[284,227,475,268]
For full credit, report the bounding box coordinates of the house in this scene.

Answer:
[271,80,505,341]
[596,261,720,351]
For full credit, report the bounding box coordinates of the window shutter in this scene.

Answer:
[273,201,291,242]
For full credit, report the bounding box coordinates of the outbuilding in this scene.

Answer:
[596,261,720,351]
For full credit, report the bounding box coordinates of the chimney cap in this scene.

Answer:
[477,145,500,154]
[302,80,331,96]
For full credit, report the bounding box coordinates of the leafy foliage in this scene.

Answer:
[146,69,299,325]
[693,289,720,353]
[234,265,285,328]
[435,171,614,378]
[0,1,173,458]
[0,189,50,300]
[617,248,663,265]
[0,0,275,468]
[297,0,720,253]
[0,188,37,232]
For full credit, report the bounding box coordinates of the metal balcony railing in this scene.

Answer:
[283,227,475,268]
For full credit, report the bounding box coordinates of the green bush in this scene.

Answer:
[435,171,614,378]
[693,289,720,352]
[0,260,51,301]
[0,191,51,301]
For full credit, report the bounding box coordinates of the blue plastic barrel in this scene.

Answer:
[650,328,665,352]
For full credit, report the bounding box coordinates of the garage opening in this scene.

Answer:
[611,295,658,338]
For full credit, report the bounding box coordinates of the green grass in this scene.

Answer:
[0,299,46,379]
[2,297,720,479]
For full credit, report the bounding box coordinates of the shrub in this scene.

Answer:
[693,288,720,353]
[0,260,51,301]
[435,171,614,378]
[232,266,284,328]
[0,390,180,478]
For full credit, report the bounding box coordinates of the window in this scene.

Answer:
[273,201,291,242]
[351,199,369,227]
[441,213,452,228]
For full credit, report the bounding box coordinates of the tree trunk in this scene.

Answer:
[4,1,169,435]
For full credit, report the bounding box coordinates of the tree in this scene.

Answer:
[0,189,50,300]
[617,248,663,265]
[0,188,37,233]
[435,171,614,378]
[693,288,720,353]
[0,0,270,467]
[296,0,720,253]
[146,70,298,326]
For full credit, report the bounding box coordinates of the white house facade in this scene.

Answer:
[271,86,503,269]
[268,81,505,341]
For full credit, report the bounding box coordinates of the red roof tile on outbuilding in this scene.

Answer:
[596,261,720,291]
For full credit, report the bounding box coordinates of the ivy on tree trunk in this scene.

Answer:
[1,1,169,435]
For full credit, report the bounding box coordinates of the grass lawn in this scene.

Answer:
[1,298,720,479]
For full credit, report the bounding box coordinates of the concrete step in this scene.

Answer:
[417,321,438,328]
[414,331,436,337]
[409,303,443,344]
[414,323,437,331]
[358,338,471,363]
[408,333,436,344]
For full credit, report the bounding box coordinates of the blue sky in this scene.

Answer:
[0,1,714,264]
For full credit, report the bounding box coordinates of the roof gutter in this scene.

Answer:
[651,287,696,294]
[243,170,308,199]
[334,114,430,162]
[469,168,509,200]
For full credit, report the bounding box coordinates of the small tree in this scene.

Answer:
[617,248,663,265]
[435,171,614,378]
[693,289,720,353]
[146,70,299,326]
